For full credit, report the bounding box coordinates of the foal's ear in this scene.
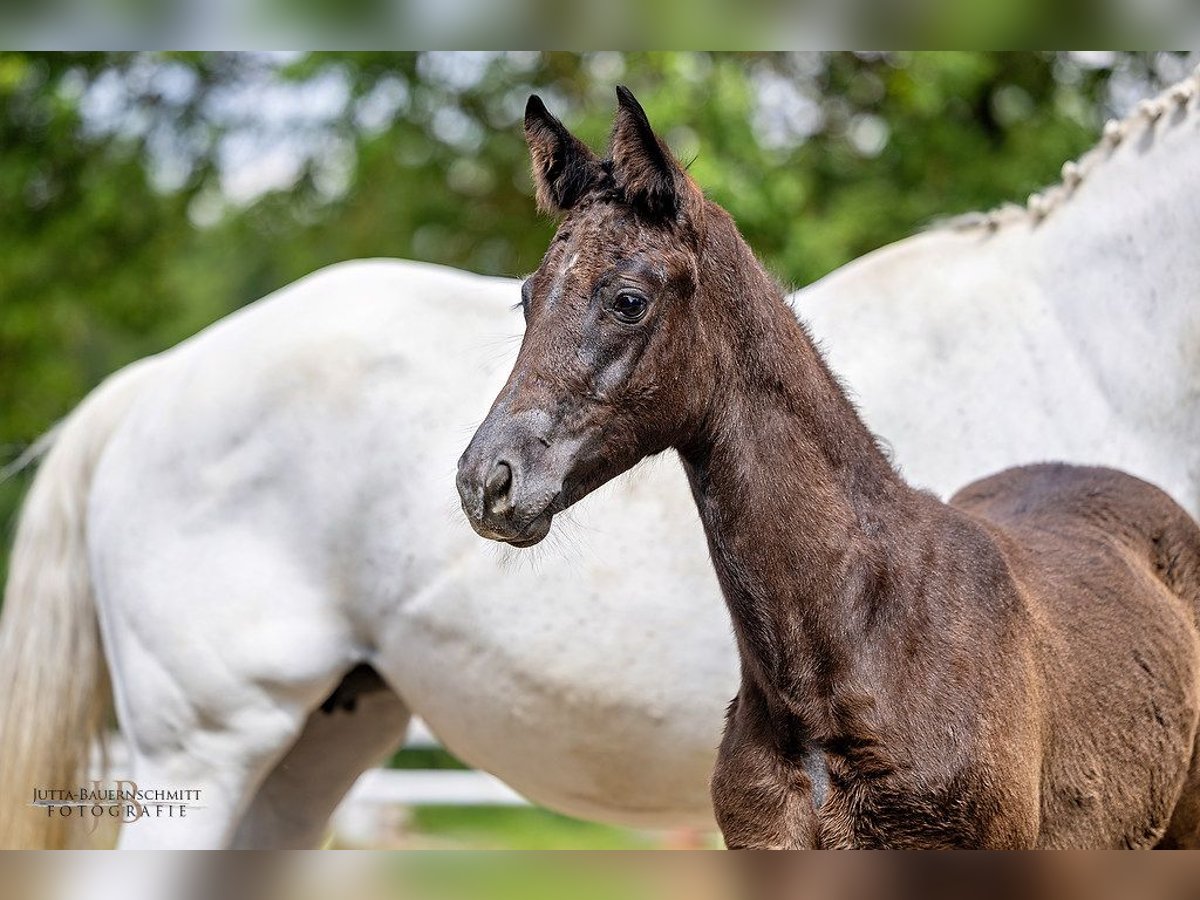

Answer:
[611,86,689,220]
[524,95,600,214]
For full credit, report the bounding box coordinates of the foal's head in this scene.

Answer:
[457,87,743,547]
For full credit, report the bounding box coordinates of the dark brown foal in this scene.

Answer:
[456,87,1200,848]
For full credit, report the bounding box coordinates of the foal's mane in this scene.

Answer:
[939,66,1200,234]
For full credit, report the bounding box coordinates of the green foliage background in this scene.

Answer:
[0,51,1190,586]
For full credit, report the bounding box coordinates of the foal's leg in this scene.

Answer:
[710,688,819,849]
[231,684,410,848]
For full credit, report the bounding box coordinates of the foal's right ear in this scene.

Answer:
[524,95,600,214]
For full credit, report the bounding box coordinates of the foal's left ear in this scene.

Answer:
[611,86,690,220]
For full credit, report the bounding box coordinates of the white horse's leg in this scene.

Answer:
[231,684,410,848]
[113,690,312,849]
[93,534,359,850]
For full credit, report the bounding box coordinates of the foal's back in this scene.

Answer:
[952,462,1200,847]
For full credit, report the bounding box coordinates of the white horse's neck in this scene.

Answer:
[989,69,1200,467]
[797,68,1200,514]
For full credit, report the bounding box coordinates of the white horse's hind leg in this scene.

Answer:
[114,701,309,849]
[108,650,352,849]
[93,532,361,849]
[232,684,410,848]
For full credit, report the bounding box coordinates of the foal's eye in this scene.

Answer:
[610,291,648,324]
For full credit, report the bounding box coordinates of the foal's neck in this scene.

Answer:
[680,211,923,734]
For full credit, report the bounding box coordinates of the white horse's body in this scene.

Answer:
[2,73,1198,848]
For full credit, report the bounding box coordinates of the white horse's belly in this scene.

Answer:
[374,460,733,827]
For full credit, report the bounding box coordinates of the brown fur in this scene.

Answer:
[456,88,1200,848]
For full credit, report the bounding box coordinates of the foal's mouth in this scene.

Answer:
[473,513,552,548]
[504,527,550,549]
[464,495,560,548]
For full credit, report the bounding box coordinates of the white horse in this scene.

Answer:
[1,70,1198,849]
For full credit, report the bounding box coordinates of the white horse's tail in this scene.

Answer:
[0,355,163,848]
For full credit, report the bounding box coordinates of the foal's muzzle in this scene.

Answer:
[456,418,561,548]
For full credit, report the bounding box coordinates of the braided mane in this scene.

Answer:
[944,65,1200,233]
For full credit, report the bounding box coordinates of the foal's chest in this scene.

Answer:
[792,743,1008,849]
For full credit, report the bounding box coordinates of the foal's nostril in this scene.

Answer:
[485,461,514,516]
